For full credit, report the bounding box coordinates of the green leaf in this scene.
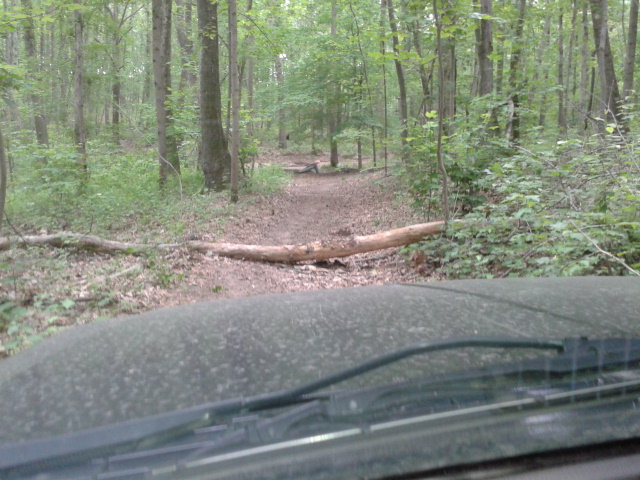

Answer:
[60,299,76,310]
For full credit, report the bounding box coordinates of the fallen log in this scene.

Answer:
[0,221,445,263]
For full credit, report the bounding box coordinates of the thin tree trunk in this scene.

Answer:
[564,0,578,128]
[579,1,590,118]
[537,15,552,127]
[380,0,388,171]
[275,55,287,149]
[624,0,639,101]
[21,0,49,150]
[3,0,22,127]
[199,0,231,190]
[229,0,239,202]
[329,0,339,167]
[152,0,180,186]
[495,28,504,95]
[590,0,625,130]
[557,13,566,133]
[476,0,493,96]
[506,0,526,143]
[107,2,123,144]
[246,0,255,137]
[74,0,87,176]
[387,0,408,152]
[433,0,449,225]
[529,3,550,107]
[0,126,6,233]
[142,5,152,104]
[175,0,196,90]
[411,19,432,115]
[348,0,377,162]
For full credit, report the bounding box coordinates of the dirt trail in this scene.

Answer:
[159,155,425,307]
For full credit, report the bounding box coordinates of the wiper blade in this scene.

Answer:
[246,336,564,409]
[0,336,637,476]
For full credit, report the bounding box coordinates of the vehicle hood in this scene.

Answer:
[0,276,638,445]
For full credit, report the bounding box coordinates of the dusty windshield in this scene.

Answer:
[0,0,639,477]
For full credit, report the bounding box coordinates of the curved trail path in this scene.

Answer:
[160,156,425,307]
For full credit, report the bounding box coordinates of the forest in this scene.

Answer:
[0,0,639,354]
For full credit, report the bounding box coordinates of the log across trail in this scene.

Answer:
[0,221,445,264]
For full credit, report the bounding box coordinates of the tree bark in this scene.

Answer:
[624,0,639,101]
[198,0,231,190]
[564,0,578,127]
[434,0,450,224]
[275,55,287,149]
[557,13,565,133]
[229,0,240,202]
[175,0,196,90]
[74,0,87,175]
[506,0,526,143]
[387,0,408,152]
[0,126,6,233]
[579,1,590,119]
[590,0,625,130]
[152,0,180,186]
[0,222,446,263]
[21,0,49,151]
[246,0,255,137]
[329,0,339,167]
[476,0,493,96]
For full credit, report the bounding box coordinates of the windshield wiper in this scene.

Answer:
[2,336,639,477]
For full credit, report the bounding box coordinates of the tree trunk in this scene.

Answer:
[434,0,450,225]
[0,222,446,263]
[410,18,432,115]
[229,0,240,202]
[74,0,87,175]
[623,0,639,101]
[557,13,566,133]
[537,15,552,127]
[199,0,231,190]
[142,5,152,104]
[246,0,255,137]
[504,0,525,143]
[3,0,22,127]
[0,126,6,233]
[107,2,123,145]
[328,0,340,167]
[564,1,578,127]
[590,0,625,130]
[387,0,408,152]
[275,55,287,149]
[152,0,180,186]
[175,0,196,90]
[21,0,49,151]
[476,0,493,96]
[579,2,590,124]
[495,28,504,95]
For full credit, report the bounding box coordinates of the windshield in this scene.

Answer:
[3,334,640,479]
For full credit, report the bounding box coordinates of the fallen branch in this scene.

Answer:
[0,221,446,264]
[570,221,640,276]
[283,163,319,174]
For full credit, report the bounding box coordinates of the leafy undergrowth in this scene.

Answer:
[0,140,291,356]
[403,133,640,279]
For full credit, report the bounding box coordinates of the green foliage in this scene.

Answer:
[245,164,290,194]
[403,131,640,279]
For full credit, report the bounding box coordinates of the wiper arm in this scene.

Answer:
[0,336,629,475]
[245,336,564,410]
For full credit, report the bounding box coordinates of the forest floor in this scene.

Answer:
[161,154,430,305]
[1,152,433,356]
